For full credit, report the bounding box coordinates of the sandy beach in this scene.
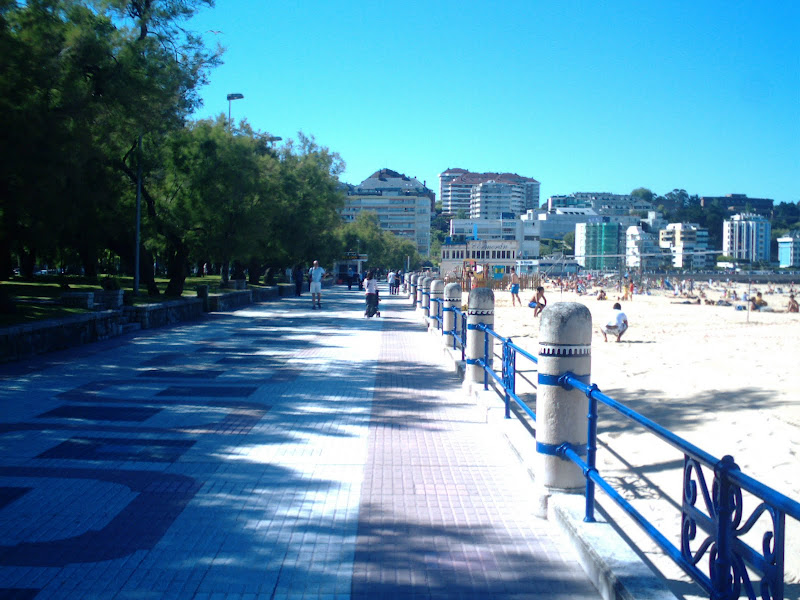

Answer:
[488,282,800,597]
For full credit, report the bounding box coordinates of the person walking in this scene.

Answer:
[364,270,380,317]
[509,267,521,306]
[387,270,396,295]
[308,260,325,309]
[292,264,305,297]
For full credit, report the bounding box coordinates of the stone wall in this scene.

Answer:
[0,311,126,363]
[123,298,204,329]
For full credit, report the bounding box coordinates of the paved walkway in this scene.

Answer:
[0,284,599,599]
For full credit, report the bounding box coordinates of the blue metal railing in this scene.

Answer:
[471,323,800,600]
[430,297,444,330]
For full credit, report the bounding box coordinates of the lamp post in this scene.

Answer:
[226,93,244,128]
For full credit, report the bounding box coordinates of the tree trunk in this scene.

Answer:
[164,246,188,297]
[247,258,263,285]
[20,250,36,279]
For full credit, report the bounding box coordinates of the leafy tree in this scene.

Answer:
[631,187,654,204]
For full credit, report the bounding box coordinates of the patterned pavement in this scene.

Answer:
[0,284,599,599]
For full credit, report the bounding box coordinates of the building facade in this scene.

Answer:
[777,231,800,268]
[439,168,540,216]
[722,213,771,263]
[700,194,774,217]
[342,169,434,256]
[626,226,666,270]
[575,220,624,270]
[439,238,520,280]
[547,192,653,215]
[659,223,710,269]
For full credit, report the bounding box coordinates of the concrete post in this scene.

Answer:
[428,279,444,330]
[466,287,494,385]
[535,302,592,510]
[410,274,419,307]
[420,276,432,319]
[443,282,462,347]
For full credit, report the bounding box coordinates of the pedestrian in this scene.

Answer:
[364,270,380,317]
[528,286,547,317]
[387,270,396,295]
[308,260,325,309]
[292,264,304,297]
[601,302,628,342]
[509,267,521,306]
[347,267,355,291]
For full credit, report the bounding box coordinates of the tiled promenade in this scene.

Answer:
[0,283,599,599]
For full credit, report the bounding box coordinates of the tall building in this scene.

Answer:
[449,217,540,259]
[575,220,624,270]
[659,223,710,269]
[439,168,540,216]
[626,226,666,270]
[342,168,434,256]
[722,213,771,263]
[470,181,526,219]
[777,231,800,268]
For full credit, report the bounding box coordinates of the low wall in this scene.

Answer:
[0,310,126,363]
[123,298,204,329]
[207,290,252,312]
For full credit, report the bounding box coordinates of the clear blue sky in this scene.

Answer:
[188,0,800,205]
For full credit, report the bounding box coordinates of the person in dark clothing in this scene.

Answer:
[293,265,304,296]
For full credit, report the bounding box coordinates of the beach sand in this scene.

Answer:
[489,284,800,597]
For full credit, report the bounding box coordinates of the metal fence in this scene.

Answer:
[468,321,800,600]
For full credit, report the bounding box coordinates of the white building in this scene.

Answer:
[777,231,800,268]
[522,207,600,240]
[659,223,710,269]
[470,181,526,219]
[449,216,541,259]
[722,213,771,263]
[626,226,666,270]
[439,238,520,280]
[548,192,653,215]
[342,168,434,256]
[439,168,539,216]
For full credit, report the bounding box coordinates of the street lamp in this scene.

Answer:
[226,93,244,128]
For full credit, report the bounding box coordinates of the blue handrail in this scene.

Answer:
[474,323,538,423]
[472,323,799,600]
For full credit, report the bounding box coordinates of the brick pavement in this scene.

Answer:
[0,284,599,599]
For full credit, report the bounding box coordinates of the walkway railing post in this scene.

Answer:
[443,283,462,347]
[535,302,592,516]
[429,279,444,330]
[420,276,432,321]
[410,273,419,307]
[466,288,494,386]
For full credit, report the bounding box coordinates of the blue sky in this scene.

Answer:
[188,0,800,205]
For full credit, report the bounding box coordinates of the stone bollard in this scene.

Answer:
[466,287,494,385]
[443,282,462,347]
[196,285,210,312]
[415,275,425,311]
[428,279,444,330]
[410,274,419,307]
[420,276,432,320]
[535,302,592,514]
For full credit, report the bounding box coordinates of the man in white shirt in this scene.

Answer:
[308,260,325,309]
[601,302,628,342]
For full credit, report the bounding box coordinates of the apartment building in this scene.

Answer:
[548,192,653,215]
[722,213,771,263]
[439,238,520,279]
[700,194,774,217]
[449,217,541,259]
[658,223,710,269]
[439,168,540,216]
[341,169,434,256]
[575,220,625,270]
[626,226,666,270]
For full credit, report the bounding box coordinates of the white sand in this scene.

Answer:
[489,284,800,595]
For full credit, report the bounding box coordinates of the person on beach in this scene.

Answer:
[509,268,521,306]
[601,302,628,342]
[529,286,547,317]
[787,295,798,313]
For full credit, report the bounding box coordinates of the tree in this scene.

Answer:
[631,188,654,204]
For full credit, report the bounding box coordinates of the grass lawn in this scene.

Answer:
[0,274,233,327]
